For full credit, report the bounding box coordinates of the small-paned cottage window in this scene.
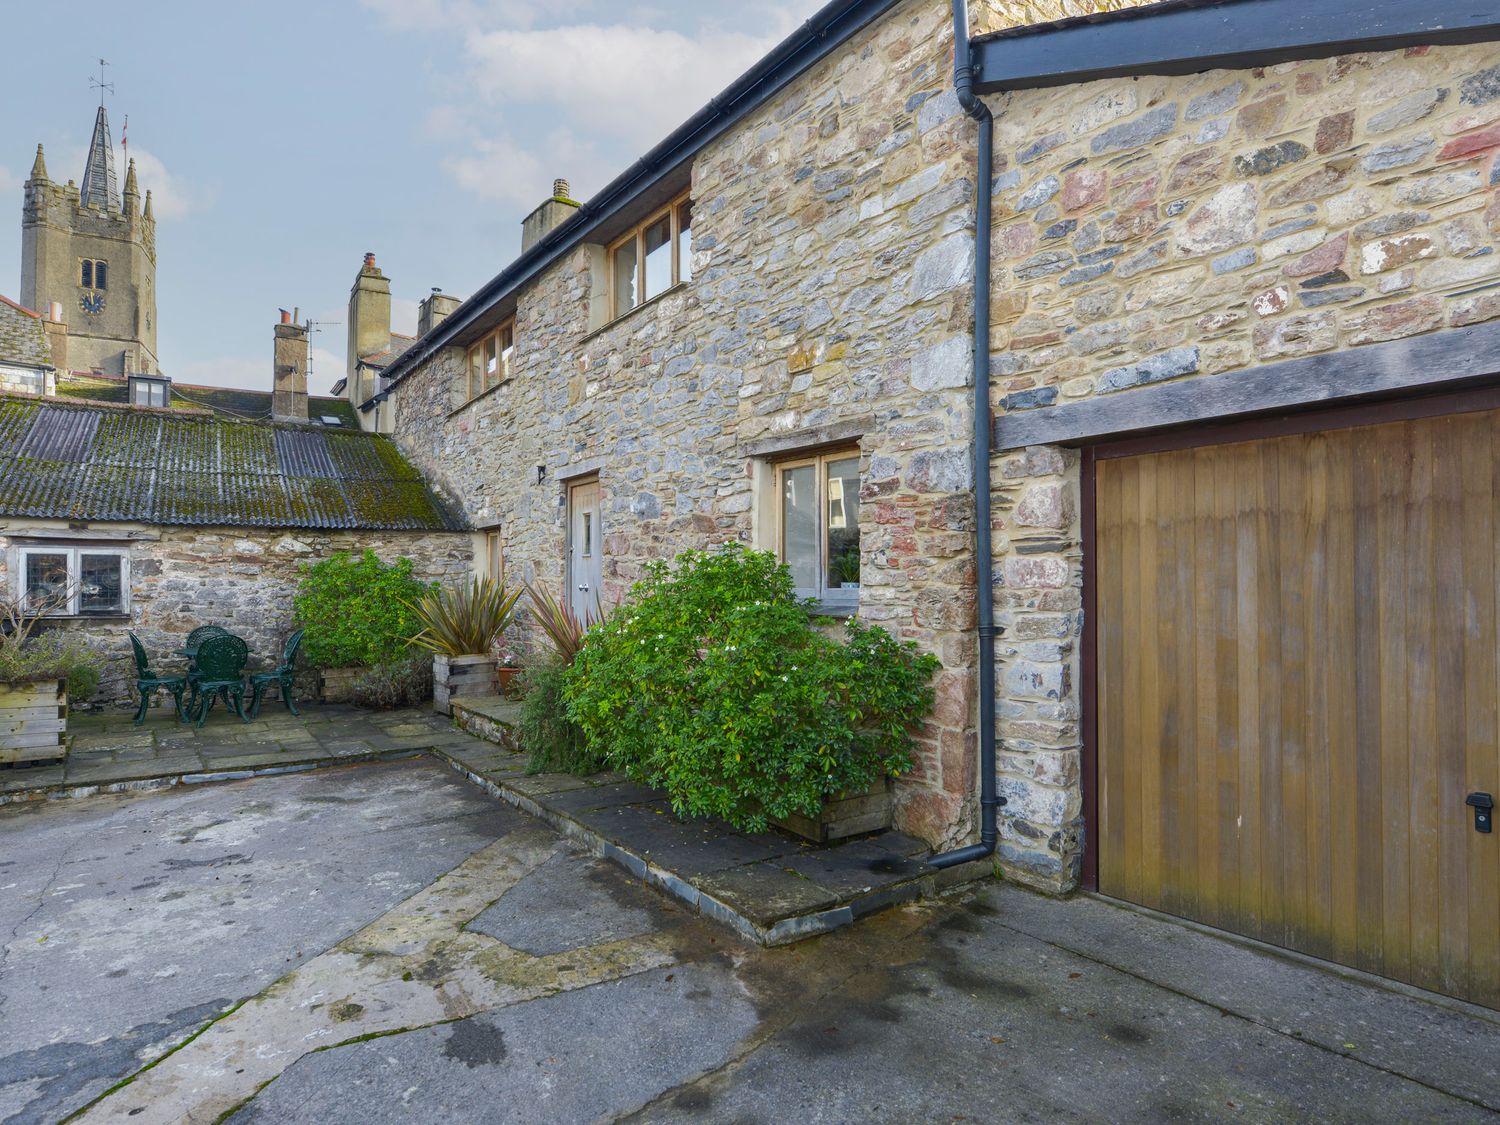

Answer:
[20,546,128,616]
[609,192,692,320]
[465,319,515,402]
[776,449,861,607]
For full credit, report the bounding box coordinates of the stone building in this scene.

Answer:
[331,254,462,434]
[0,294,60,397]
[0,390,469,703]
[357,0,1498,1007]
[20,105,158,376]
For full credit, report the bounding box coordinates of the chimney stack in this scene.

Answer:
[347,251,391,407]
[520,176,580,254]
[273,308,310,423]
[418,286,462,336]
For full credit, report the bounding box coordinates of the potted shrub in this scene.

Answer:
[564,545,938,841]
[497,653,523,699]
[406,576,521,715]
[293,550,431,702]
[0,587,100,764]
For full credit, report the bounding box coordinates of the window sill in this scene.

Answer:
[447,377,513,419]
[581,282,688,345]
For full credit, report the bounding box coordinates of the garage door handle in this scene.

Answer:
[1468,792,1494,833]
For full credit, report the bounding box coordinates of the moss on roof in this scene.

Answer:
[0,395,465,532]
[54,372,361,427]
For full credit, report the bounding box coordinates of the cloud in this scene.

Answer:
[373,1,806,205]
[462,22,789,147]
[126,146,210,222]
[54,143,208,222]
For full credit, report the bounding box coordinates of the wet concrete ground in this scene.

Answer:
[2,760,1497,1124]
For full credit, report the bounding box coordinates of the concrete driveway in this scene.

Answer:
[1,760,1496,1124]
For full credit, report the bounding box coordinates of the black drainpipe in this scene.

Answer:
[930,0,1002,870]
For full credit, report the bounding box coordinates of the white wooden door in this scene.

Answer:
[567,479,601,623]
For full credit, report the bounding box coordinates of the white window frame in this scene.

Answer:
[774,447,861,610]
[18,546,130,617]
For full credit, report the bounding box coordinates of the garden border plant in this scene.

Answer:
[292,550,432,701]
[563,545,939,834]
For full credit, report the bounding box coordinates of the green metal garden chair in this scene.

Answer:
[127,631,187,726]
[248,628,304,720]
[185,633,250,728]
[185,625,230,652]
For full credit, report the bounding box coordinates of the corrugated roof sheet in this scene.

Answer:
[0,398,465,532]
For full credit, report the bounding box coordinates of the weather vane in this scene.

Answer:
[89,58,113,106]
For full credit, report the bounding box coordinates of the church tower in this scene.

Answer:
[20,103,159,375]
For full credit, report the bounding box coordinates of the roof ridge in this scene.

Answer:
[0,294,42,319]
[0,391,392,437]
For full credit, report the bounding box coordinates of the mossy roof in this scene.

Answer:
[53,372,361,427]
[0,396,466,532]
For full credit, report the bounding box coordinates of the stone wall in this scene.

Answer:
[392,0,986,849]
[0,522,472,704]
[984,43,1500,887]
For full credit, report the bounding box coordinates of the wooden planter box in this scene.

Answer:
[1,678,67,764]
[771,777,894,845]
[319,666,364,704]
[433,654,498,716]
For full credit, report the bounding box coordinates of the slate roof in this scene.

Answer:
[0,296,52,369]
[0,397,466,531]
[53,372,360,427]
[359,333,417,370]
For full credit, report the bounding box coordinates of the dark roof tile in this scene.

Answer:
[0,397,464,532]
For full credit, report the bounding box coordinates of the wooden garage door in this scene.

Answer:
[1095,405,1500,1009]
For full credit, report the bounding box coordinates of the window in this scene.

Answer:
[19,547,128,616]
[129,376,169,408]
[483,529,504,585]
[80,259,107,290]
[465,319,515,402]
[776,449,861,606]
[609,194,692,320]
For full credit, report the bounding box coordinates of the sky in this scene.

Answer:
[0,0,815,394]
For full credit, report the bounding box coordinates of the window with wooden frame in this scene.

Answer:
[465,319,515,402]
[19,546,129,616]
[483,529,504,585]
[775,448,861,607]
[609,195,692,320]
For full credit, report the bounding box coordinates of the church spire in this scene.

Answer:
[29,144,49,183]
[123,158,139,200]
[80,105,120,211]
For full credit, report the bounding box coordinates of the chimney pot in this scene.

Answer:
[553,178,570,198]
[363,252,376,269]
[49,301,62,323]
[279,308,291,324]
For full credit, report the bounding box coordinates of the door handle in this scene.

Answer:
[578,584,590,592]
[1467,792,1493,833]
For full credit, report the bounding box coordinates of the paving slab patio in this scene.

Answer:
[4,757,1497,1124]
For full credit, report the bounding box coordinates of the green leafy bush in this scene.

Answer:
[564,545,939,832]
[293,550,432,669]
[351,654,433,710]
[64,660,100,705]
[519,661,602,775]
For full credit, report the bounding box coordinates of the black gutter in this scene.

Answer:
[971,0,1500,93]
[373,0,904,402]
[929,0,1002,871]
